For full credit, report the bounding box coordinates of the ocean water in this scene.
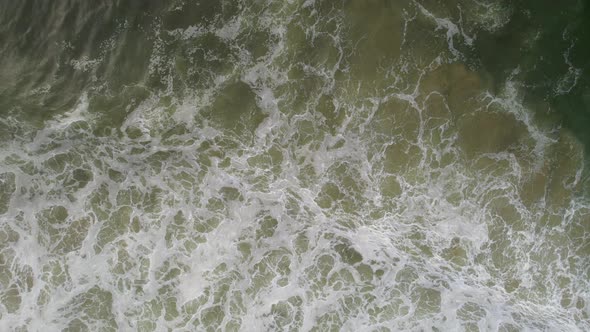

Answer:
[0,1,589,331]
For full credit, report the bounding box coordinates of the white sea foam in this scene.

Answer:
[0,1,589,331]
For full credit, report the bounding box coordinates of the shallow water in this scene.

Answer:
[0,1,589,331]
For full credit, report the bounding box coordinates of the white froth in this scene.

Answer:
[0,1,589,331]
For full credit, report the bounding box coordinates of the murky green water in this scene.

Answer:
[0,1,589,331]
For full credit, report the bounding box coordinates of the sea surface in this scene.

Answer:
[0,1,589,331]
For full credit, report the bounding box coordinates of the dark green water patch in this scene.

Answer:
[472,0,590,152]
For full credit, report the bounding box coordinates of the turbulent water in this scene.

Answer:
[0,1,589,331]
